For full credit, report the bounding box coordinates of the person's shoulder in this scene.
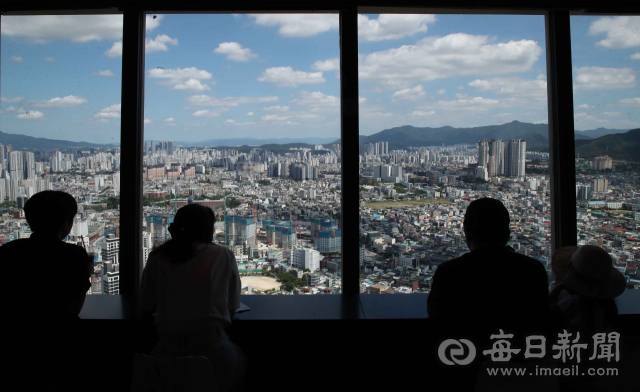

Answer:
[510,252,547,271]
[439,252,473,270]
[209,243,234,257]
[0,239,29,253]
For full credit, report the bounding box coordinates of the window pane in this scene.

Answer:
[358,14,552,294]
[0,15,124,296]
[142,14,341,295]
[571,15,640,290]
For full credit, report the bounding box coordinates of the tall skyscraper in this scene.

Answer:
[488,139,505,177]
[478,139,489,168]
[505,139,526,178]
[9,151,24,181]
[23,151,35,180]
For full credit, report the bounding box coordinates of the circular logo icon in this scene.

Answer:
[438,339,477,366]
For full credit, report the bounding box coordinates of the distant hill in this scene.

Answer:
[576,127,630,139]
[575,128,640,161]
[0,131,117,150]
[332,121,628,150]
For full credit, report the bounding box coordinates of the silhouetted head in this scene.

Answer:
[24,190,77,239]
[463,197,510,250]
[168,204,215,244]
[551,246,578,282]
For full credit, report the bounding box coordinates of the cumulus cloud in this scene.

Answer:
[29,95,88,107]
[437,89,446,95]
[45,57,55,61]
[312,57,340,71]
[4,106,19,112]
[148,67,214,90]
[11,56,24,62]
[573,66,636,89]
[603,111,621,116]
[146,34,178,53]
[17,110,44,119]
[258,67,325,87]
[105,41,123,57]
[1,97,23,102]
[1,15,160,43]
[164,118,174,122]
[224,119,235,124]
[632,53,640,60]
[192,110,222,117]
[359,33,542,89]
[588,16,640,49]
[213,42,258,61]
[262,105,290,112]
[412,110,435,116]
[262,114,290,121]
[93,70,114,77]
[105,34,178,57]
[144,119,152,124]
[575,112,596,120]
[290,91,339,111]
[617,97,640,106]
[249,14,338,37]
[576,103,594,110]
[186,95,279,107]
[247,112,254,116]
[174,79,211,92]
[391,85,427,101]
[429,96,501,111]
[358,14,437,41]
[95,103,121,118]
[468,76,547,98]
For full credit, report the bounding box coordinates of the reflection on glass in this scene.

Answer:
[571,15,640,290]
[357,14,551,293]
[142,14,341,294]
[0,15,124,295]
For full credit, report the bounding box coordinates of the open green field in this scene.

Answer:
[365,199,453,209]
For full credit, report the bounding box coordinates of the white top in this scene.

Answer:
[139,242,241,332]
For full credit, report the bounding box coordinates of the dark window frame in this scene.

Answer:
[2,1,639,320]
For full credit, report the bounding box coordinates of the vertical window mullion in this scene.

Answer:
[119,9,145,312]
[339,8,360,306]
[545,10,578,252]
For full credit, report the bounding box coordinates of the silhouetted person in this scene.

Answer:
[425,198,549,391]
[139,204,247,392]
[1,190,91,390]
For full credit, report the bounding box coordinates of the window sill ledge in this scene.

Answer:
[78,289,640,320]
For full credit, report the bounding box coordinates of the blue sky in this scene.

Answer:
[1,14,638,144]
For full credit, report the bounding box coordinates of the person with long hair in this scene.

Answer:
[139,204,246,392]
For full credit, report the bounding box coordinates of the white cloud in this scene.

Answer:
[262,114,290,121]
[250,14,338,37]
[224,119,235,124]
[164,118,174,122]
[603,111,621,117]
[2,15,159,43]
[146,15,163,31]
[430,96,501,111]
[312,57,339,71]
[632,53,640,60]
[17,110,44,119]
[186,95,279,107]
[391,85,427,101]
[412,110,435,116]
[146,34,178,53]
[95,103,121,118]
[573,66,636,89]
[247,112,254,116]
[262,105,290,112]
[4,106,18,112]
[213,42,258,61]
[97,119,109,123]
[105,41,123,57]
[192,110,222,117]
[575,112,596,120]
[617,97,640,106]
[11,56,24,62]
[45,57,55,62]
[437,89,446,95]
[458,86,465,90]
[468,76,547,98]
[588,16,640,49]
[290,91,339,111]
[576,104,594,110]
[92,70,114,77]
[144,119,152,124]
[357,14,436,41]
[359,33,542,89]
[29,95,88,107]
[174,79,211,92]
[1,97,23,103]
[258,67,325,87]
